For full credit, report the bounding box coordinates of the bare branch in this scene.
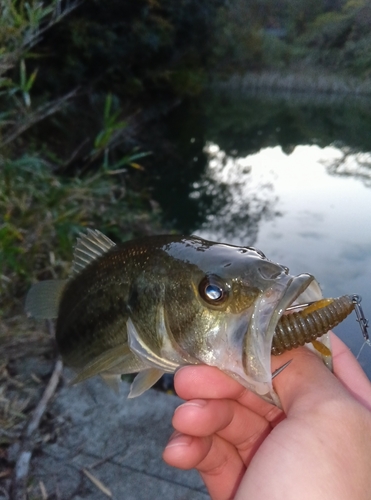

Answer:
[11,358,63,500]
[1,88,78,147]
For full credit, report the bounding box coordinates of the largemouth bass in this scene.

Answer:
[26,230,347,406]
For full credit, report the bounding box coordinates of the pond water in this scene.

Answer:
[153,91,371,376]
[197,143,371,375]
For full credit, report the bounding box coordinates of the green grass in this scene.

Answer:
[0,159,160,316]
[0,1,161,317]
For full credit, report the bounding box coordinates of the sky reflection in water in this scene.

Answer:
[195,144,371,375]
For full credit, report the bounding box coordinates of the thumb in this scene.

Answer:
[271,344,351,415]
[331,332,371,410]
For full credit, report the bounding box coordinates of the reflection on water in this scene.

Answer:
[195,143,371,375]
[325,148,371,187]
[190,143,277,245]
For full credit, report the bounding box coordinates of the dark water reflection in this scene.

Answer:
[150,92,371,376]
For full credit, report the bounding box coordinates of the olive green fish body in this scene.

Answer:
[56,254,131,368]
[25,230,342,405]
[58,235,263,365]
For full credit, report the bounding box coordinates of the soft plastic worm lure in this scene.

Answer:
[272,295,359,356]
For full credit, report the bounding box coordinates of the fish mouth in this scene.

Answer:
[242,273,323,406]
[267,273,323,332]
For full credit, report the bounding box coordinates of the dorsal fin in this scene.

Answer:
[72,229,116,274]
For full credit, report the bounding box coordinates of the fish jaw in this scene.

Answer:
[242,274,324,406]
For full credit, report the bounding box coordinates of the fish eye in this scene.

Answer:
[205,284,223,300]
[199,276,228,305]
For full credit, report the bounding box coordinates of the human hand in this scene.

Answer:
[163,334,371,500]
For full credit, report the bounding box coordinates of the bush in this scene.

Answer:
[0,157,160,315]
[0,1,160,316]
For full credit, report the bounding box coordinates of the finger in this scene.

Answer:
[330,332,371,410]
[163,431,245,500]
[271,345,353,415]
[172,398,271,465]
[271,333,371,415]
[174,365,282,421]
[162,431,212,470]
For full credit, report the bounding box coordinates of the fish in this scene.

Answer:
[25,229,349,406]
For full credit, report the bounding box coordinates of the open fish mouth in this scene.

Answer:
[242,273,323,406]
[268,274,323,333]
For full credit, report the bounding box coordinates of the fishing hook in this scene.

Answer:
[272,359,292,379]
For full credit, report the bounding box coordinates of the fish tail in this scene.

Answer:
[25,280,67,319]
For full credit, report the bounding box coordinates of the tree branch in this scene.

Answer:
[11,358,63,500]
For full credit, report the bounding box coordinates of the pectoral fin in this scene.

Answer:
[128,368,164,398]
[127,316,179,371]
[100,373,122,394]
[71,344,147,385]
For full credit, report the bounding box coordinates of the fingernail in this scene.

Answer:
[174,399,207,412]
[175,366,188,375]
[174,366,189,380]
[165,432,192,449]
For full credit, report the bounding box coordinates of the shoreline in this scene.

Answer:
[212,70,371,98]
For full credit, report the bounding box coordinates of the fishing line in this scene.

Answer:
[356,340,368,360]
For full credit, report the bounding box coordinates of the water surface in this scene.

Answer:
[196,143,371,374]
[156,92,371,375]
